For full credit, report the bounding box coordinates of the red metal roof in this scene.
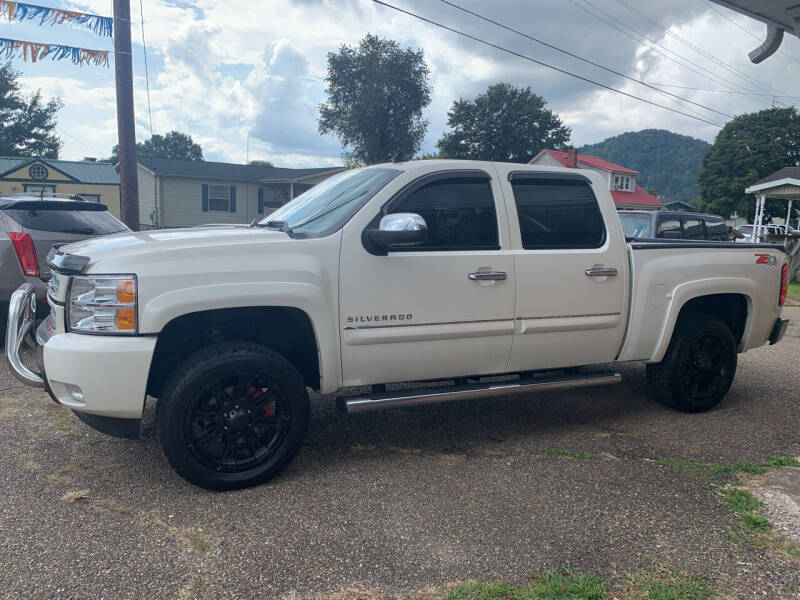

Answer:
[611,185,662,207]
[534,149,639,174]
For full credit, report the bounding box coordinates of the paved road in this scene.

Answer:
[1,309,799,599]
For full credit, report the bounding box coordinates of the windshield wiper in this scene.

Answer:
[255,219,292,233]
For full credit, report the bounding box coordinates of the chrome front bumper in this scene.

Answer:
[5,283,45,387]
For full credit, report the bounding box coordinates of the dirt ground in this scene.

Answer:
[0,308,798,599]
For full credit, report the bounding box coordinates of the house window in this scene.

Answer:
[28,165,48,180]
[614,175,631,191]
[202,184,236,213]
[75,194,101,203]
[208,185,231,211]
[23,184,56,196]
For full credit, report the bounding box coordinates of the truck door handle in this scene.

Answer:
[468,270,507,281]
[585,266,618,277]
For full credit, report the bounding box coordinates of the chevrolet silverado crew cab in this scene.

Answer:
[7,161,791,490]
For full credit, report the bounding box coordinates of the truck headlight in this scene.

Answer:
[67,275,137,334]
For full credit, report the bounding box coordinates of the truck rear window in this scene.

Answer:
[3,205,127,235]
[510,178,605,249]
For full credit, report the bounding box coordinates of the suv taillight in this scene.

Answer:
[779,263,789,307]
[7,232,39,277]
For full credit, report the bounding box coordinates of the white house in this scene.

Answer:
[136,157,344,229]
[528,149,663,210]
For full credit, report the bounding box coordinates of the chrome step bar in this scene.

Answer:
[342,371,621,414]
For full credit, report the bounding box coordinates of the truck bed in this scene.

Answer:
[617,240,786,363]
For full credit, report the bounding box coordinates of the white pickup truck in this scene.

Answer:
[6,160,791,489]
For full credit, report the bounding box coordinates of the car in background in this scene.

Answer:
[735,224,789,242]
[774,224,800,236]
[0,194,129,328]
[618,210,729,241]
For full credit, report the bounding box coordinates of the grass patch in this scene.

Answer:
[446,569,606,600]
[623,564,715,600]
[186,531,212,555]
[741,513,772,532]
[712,461,765,476]
[765,455,800,468]
[546,450,597,460]
[786,282,800,305]
[658,458,769,483]
[723,488,764,514]
[445,581,516,599]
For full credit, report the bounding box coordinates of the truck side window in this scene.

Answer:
[510,178,605,249]
[683,218,705,240]
[389,176,499,250]
[657,218,682,239]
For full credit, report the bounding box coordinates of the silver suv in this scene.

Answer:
[0,195,129,328]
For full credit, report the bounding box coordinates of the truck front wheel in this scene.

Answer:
[156,342,309,490]
[646,313,737,413]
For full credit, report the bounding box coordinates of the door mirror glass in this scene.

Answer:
[366,213,428,249]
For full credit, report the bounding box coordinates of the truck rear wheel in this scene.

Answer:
[156,342,309,490]
[646,313,737,413]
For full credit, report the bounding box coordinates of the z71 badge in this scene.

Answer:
[754,253,777,265]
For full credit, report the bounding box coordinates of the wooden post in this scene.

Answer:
[114,0,140,230]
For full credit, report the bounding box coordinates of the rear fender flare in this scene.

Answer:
[650,278,755,363]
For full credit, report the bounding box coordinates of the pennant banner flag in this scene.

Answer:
[0,1,112,37]
[0,37,110,67]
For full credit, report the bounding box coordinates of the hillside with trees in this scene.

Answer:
[579,129,710,203]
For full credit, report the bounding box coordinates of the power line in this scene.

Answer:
[438,0,733,120]
[569,0,773,108]
[646,82,800,100]
[704,1,800,67]
[614,0,787,97]
[56,127,107,156]
[371,0,723,127]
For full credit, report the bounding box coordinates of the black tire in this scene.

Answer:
[646,313,737,413]
[156,341,309,490]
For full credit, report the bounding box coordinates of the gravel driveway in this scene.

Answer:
[1,308,799,599]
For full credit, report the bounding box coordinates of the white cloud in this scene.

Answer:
[9,0,800,165]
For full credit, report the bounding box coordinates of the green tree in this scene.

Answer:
[0,62,62,158]
[110,130,203,163]
[436,83,570,163]
[249,159,274,167]
[318,34,432,165]
[697,108,800,219]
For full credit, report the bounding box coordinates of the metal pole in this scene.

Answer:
[755,194,764,242]
[114,0,140,231]
[787,200,793,234]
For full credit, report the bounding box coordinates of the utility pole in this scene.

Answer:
[114,0,140,230]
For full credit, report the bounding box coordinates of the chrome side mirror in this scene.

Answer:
[365,213,428,250]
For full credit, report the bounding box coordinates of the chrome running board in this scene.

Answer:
[342,371,621,414]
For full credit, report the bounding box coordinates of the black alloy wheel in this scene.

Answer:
[184,373,292,473]
[677,332,732,402]
[157,342,309,490]
[646,313,737,412]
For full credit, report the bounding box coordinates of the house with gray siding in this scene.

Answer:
[136,157,343,229]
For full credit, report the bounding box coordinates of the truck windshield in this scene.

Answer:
[619,213,652,239]
[259,167,401,236]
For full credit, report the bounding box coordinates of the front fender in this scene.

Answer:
[140,282,340,394]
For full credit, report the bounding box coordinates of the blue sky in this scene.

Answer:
[3,0,799,167]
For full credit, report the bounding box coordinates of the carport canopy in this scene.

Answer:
[744,166,800,241]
